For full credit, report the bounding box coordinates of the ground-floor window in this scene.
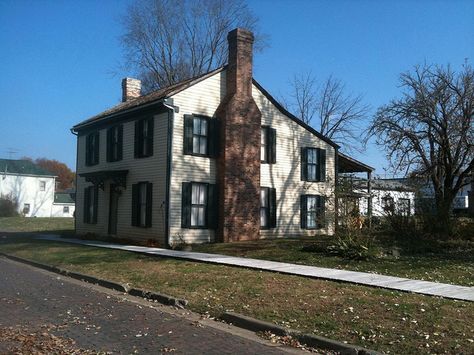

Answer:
[398,198,411,216]
[181,182,217,229]
[301,195,325,229]
[63,206,69,214]
[260,187,277,229]
[83,186,98,224]
[23,203,30,215]
[132,182,153,227]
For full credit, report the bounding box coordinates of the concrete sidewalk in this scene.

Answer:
[37,235,474,302]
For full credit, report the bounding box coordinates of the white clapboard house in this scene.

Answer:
[73,28,372,246]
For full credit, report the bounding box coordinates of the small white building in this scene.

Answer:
[0,159,74,217]
[52,192,76,217]
[362,179,416,217]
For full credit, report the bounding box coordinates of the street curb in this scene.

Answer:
[129,288,188,309]
[0,253,188,309]
[221,312,380,355]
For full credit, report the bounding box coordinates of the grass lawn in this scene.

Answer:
[192,236,474,287]
[0,238,473,354]
[0,217,74,234]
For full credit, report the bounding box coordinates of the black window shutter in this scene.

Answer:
[183,115,194,155]
[131,183,139,226]
[106,128,112,162]
[83,187,90,223]
[318,149,326,182]
[181,182,191,227]
[206,184,218,229]
[134,120,140,158]
[145,182,153,227]
[317,195,326,229]
[269,188,277,228]
[92,186,98,223]
[93,133,100,164]
[208,119,220,158]
[117,125,123,161]
[147,118,154,156]
[301,148,308,181]
[268,128,276,164]
[300,195,307,229]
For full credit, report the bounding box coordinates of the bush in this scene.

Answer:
[0,196,19,217]
[327,233,379,260]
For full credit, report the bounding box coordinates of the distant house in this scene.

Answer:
[71,28,375,246]
[52,192,76,218]
[0,159,56,217]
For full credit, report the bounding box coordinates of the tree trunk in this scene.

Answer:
[434,194,454,236]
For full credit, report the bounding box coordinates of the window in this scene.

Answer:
[398,198,411,216]
[183,115,219,157]
[301,148,326,182]
[107,125,123,162]
[301,195,325,229]
[39,181,46,191]
[181,182,217,229]
[260,187,277,229]
[261,126,276,163]
[23,203,30,214]
[134,118,154,158]
[63,206,70,214]
[85,131,100,166]
[83,186,98,224]
[132,182,153,227]
[382,195,395,213]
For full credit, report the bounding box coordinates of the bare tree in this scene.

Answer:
[286,72,369,152]
[367,63,474,233]
[121,0,264,93]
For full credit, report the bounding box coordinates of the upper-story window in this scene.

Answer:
[131,182,153,227]
[181,182,218,229]
[39,181,46,191]
[300,195,325,229]
[261,126,276,164]
[85,131,100,166]
[107,125,123,162]
[260,187,276,229]
[301,147,326,182]
[134,118,154,158]
[183,115,219,157]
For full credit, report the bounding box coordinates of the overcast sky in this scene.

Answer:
[1,0,473,174]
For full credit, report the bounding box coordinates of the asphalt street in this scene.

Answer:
[0,257,301,354]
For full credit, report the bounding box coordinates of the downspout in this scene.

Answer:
[334,147,339,234]
[70,128,78,235]
[162,99,178,248]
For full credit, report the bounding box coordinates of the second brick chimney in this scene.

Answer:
[216,28,262,242]
[121,77,141,102]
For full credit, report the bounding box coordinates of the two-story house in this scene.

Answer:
[0,159,56,217]
[73,28,342,246]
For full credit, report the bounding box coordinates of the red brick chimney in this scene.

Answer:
[121,77,141,102]
[216,28,262,242]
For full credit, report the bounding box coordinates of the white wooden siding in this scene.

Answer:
[167,71,226,244]
[253,83,336,237]
[76,113,169,244]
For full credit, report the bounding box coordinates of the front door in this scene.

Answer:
[108,184,119,235]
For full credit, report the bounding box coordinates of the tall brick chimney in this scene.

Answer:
[121,77,141,102]
[216,28,262,242]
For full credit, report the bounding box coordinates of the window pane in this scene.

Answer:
[260,189,268,207]
[199,137,207,154]
[307,213,316,228]
[193,118,200,134]
[193,136,200,154]
[261,128,267,161]
[200,119,207,135]
[260,208,267,227]
[198,184,206,204]
[308,165,316,180]
[191,184,199,204]
[307,149,315,163]
[197,206,205,226]
[307,196,316,211]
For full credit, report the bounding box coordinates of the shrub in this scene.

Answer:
[327,233,379,260]
[0,195,19,217]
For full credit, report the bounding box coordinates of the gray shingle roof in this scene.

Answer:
[0,159,56,177]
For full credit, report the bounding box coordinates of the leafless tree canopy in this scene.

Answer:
[368,63,474,229]
[286,72,369,153]
[121,0,263,93]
